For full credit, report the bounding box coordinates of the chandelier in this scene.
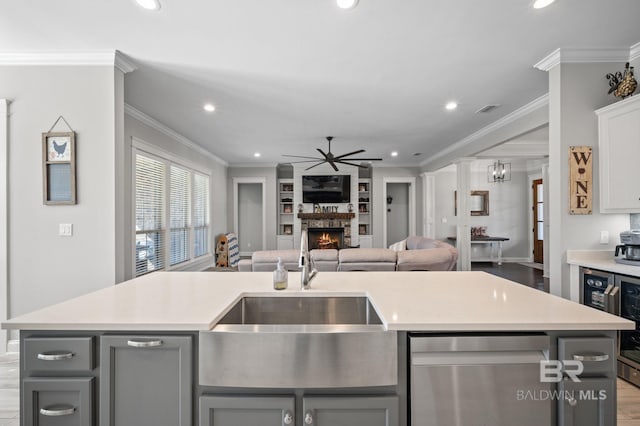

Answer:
[488,161,511,183]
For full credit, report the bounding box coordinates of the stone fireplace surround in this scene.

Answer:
[298,212,355,248]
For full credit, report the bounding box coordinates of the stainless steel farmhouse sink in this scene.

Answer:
[199,296,398,388]
[217,296,383,326]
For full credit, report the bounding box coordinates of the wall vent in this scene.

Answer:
[475,104,500,114]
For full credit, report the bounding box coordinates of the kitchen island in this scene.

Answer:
[3,271,634,426]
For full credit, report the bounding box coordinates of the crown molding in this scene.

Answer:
[113,51,137,73]
[420,93,549,168]
[124,104,228,166]
[0,49,137,73]
[229,162,279,168]
[534,47,631,71]
[631,41,640,63]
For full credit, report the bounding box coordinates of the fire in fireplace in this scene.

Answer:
[308,228,344,250]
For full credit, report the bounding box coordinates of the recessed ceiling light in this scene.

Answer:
[336,0,358,9]
[203,103,215,113]
[445,101,458,111]
[135,0,161,11]
[391,151,398,157]
[254,152,261,158]
[533,0,556,9]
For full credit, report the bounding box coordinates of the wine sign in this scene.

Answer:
[569,146,592,215]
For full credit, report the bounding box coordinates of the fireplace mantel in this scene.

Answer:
[297,213,355,220]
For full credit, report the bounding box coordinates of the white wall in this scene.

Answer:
[433,161,531,260]
[0,66,118,317]
[548,62,629,298]
[124,114,228,278]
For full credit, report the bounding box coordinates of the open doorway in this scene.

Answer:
[383,177,416,247]
[233,178,266,257]
[533,178,544,264]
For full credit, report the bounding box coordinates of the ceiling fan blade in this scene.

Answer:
[317,148,329,159]
[341,157,383,161]
[287,160,325,164]
[282,154,324,160]
[327,159,339,172]
[336,160,369,169]
[335,149,365,159]
[305,161,327,171]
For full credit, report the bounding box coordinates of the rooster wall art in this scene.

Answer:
[48,137,71,161]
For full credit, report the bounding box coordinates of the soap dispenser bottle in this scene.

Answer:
[273,257,288,290]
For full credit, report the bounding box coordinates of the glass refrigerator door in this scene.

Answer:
[620,279,640,367]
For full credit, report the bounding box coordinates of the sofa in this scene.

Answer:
[394,236,458,271]
[236,237,457,272]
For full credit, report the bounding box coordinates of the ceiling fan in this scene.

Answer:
[283,136,383,171]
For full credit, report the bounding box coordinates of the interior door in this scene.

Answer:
[533,178,544,264]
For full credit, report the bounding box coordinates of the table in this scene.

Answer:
[447,236,510,265]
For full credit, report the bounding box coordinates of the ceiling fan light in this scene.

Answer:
[336,0,358,10]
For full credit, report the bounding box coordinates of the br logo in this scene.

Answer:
[540,360,584,383]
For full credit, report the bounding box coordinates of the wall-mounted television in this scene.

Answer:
[302,175,351,204]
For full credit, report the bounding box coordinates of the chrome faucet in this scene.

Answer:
[299,230,317,289]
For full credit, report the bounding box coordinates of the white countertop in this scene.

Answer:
[567,250,640,276]
[2,271,634,332]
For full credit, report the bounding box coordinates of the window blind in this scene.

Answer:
[170,165,190,266]
[193,173,210,258]
[135,154,165,276]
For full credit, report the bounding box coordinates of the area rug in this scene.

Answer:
[518,262,544,271]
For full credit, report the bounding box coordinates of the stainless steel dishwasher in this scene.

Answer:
[410,334,552,426]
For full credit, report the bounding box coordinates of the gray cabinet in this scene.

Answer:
[199,395,295,426]
[303,396,398,426]
[198,395,397,426]
[23,377,94,426]
[557,336,616,426]
[99,335,192,426]
[558,378,615,426]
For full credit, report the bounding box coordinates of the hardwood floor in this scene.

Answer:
[474,261,640,424]
[0,352,18,426]
[0,263,637,424]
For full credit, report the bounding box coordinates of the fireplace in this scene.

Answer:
[308,228,344,250]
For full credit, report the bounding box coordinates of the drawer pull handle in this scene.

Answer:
[36,351,74,361]
[127,339,163,348]
[40,405,76,416]
[573,353,609,362]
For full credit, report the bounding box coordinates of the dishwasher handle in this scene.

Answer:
[412,350,548,366]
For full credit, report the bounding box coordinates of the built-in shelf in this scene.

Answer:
[358,178,371,235]
[278,179,294,235]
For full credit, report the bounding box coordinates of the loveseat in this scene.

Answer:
[236,236,457,272]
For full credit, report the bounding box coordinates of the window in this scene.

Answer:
[134,151,211,277]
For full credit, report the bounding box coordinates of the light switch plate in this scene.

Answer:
[59,223,73,236]
[600,230,609,244]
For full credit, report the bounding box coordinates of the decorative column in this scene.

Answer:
[420,172,436,238]
[455,158,474,271]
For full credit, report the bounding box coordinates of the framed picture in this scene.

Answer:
[42,131,76,205]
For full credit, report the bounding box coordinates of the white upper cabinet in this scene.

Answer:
[597,95,640,213]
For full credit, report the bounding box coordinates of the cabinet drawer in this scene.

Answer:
[558,337,614,376]
[24,337,94,372]
[23,377,94,426]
